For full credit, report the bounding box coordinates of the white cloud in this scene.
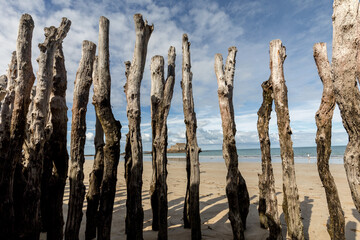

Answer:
[0,0,348,151]
[86,132,94,141]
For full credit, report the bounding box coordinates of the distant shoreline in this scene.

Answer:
[84,146,347,164]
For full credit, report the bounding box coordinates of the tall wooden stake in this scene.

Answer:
[214,47,250,240]
[257,79,282,240]
[124,13,153,240]
[332,0,360,213]
[85,56,105,240]
[150,46,176,240]
[0,14,35,239]
[314,42,345,239]
[95,16,122,240]
[21,18,71,239]
[269,39,304,240]
[0,75,7,103]
[65,40,96,240]
[0,51,17,149]
[181,34,201,240]
[41,43,70,240]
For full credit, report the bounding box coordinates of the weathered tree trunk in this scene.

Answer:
[94,16,122,240]
[85,56,105,240]
[13,85,35,238]
[269,39,304,240]
[0,52,18,237]
[214,47,250,240]
[257,79,282,240]
[20,18,71,239]
[314,42,345,240]
[332,0,360,213]
[0,75,7,103]
[124,13,153,240]
[149,47,176,240]
[0,14,35,239]
[41,44,69,240]
[181,34,201,240]
[0,51,17,147]
[65,40,96,240]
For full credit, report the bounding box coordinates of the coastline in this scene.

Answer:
[86,154,345,165]
[85,145,347,164]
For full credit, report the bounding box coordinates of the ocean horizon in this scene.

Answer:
[84,145,347,164]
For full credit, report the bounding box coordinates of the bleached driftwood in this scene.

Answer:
[149,46,176,240]
[65,40,96,240]
[269,39,304,240]
[214,47,249,240]
[314,42,345,239]
[124,13,153,240]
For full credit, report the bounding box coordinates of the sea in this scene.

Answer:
[85,145,347,164]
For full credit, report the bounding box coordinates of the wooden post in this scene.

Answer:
[269,39,304,240]
[41,43,70,240]
[0,14,35,239]
[124,13,153,240]
[0,75,7,103]
[0,54,19,233]
[332,0,360,213]
[65,40,96,240]
[0,51,17,147]
[314,42,345,239]
[94,16,122,240]
[149,46,176,240]
[181,34,201,240]
[214,47,250,240]
[257,79,282,240]
[85,56,105,240]
[20,18,71,239]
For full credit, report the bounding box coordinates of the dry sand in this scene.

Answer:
[59,160,360,239]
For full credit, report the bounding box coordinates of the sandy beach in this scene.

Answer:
[59,160,360,239]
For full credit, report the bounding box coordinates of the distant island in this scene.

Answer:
[167,143,186,153]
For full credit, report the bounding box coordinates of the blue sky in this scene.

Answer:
[0,0,347,152]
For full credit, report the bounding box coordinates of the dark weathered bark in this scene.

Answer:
[214,47,250,240]
[1,52,21,238]
[124,13,153,240]
[269,39,304,240]
[0,75,7,103]
[13,85,35,238]
[332,0,360,213]
[149,47,176,240]
[0,51,17,149]
[181,34,201,240]
[0,14,35,239]
[65,40,96,240]
[94,16,122,240]
[20,18,71,240]
[257,80,282,240]
[314,42,345,240]
[85,56,105,240]
[41,44,69,240]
